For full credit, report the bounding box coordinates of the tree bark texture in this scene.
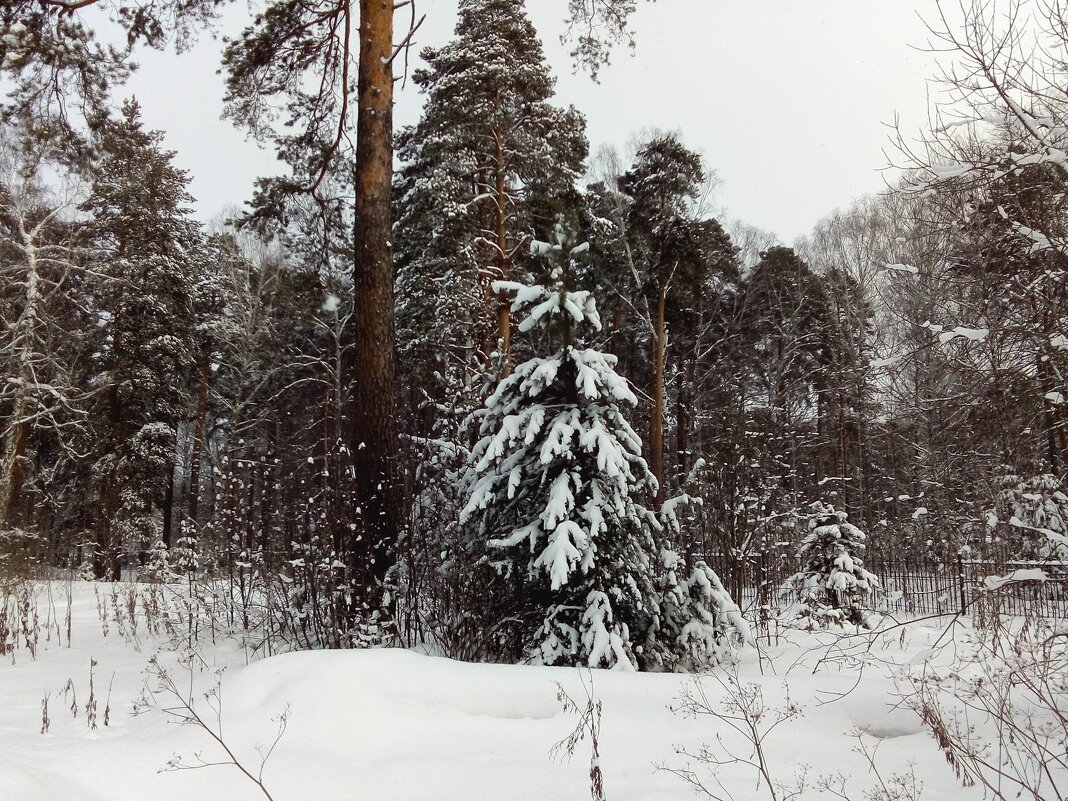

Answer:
[649,282,667,509]
[0,223,42,529]
[350,0,397,611]
[493,124,512,376]
[187,353,211,524]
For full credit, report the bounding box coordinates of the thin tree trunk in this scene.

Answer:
[1035,355,1061,472]
[493,124,512,376]
[610,302,624,357]
[350,0,397,615]
[162,465,175,547]
[650,282,667,509]
[1,222,42,530]
[0,417,29,530]
[675,354,692,559]
[187,354,211,523]
[854,390,869,528]
[94,377,122,577]
[676,367,689,481]
[815,389,825,483]
[839,389,849,509]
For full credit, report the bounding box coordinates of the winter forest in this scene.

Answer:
[1,0,1067,799]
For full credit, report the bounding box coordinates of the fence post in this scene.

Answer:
[956,551,967,615]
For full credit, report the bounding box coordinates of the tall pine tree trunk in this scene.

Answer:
[350,0,397,618]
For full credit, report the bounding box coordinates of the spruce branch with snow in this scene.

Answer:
[992,470,1068,561]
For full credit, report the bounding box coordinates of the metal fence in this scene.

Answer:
[696,550,1068,621]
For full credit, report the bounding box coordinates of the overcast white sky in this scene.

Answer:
[121,0,944,242]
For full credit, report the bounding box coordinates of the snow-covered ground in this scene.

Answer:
[1,582,987,800]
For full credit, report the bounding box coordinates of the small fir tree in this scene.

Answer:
[461,227,662,669]
[784,501,877,628]
[656,495,753,668]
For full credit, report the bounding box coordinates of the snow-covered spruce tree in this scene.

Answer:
[656,494,754,669]
[992,470,1068,561]
[461,228,749,669]
[783,502,877,628]
[461,231,660,668]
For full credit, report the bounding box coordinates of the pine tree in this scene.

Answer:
[4,0,654,605]
[461,228,662,668]
[81,99,200,576]
[395,0,590,650]
[741,247,835,419]
[784,501,877,628]
[731,246,837,534]
[394,0,588,395]
[615,134,723,507]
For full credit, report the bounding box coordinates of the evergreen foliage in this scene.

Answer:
[4,0,1068,669]
[81,100,201,576]
[394,0,587,400]
[741,247,835,415]
[461,227,747,670]
[394,0,592,654]
[460,230,660,668]
[655,546,754,670]
[784,501,877,628]
[993,470,1068,561]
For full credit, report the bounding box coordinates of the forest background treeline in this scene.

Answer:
[0,0,1066,653]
